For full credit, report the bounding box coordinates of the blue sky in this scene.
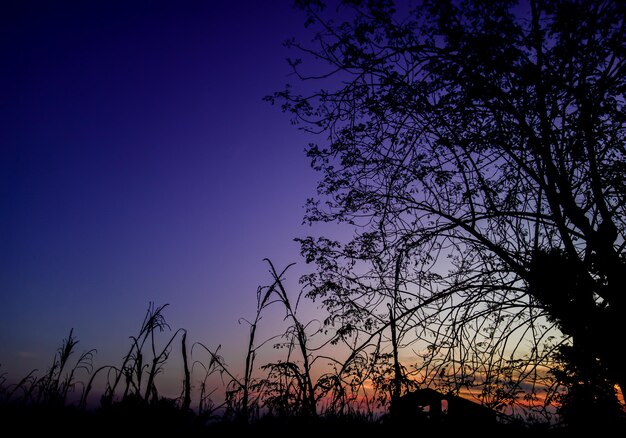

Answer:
[0,0,335,377]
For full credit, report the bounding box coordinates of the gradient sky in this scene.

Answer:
[1,0,337,378]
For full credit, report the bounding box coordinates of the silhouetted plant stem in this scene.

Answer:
[389,253,404,413]
[238,270,278,422]
[144,328,185,403]
[181,331,191,411]
[80,365,115,408]
[266,259,317,416]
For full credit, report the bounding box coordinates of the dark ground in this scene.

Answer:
[3,402,620,437]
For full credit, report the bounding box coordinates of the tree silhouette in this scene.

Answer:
[269,0,626,419]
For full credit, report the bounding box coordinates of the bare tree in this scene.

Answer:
[269,0,626,420]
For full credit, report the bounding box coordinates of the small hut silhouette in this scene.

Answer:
[396,388,497,424]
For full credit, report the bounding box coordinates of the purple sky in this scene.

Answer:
[0,0,335,377]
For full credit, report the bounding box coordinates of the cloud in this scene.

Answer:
[17,351,38,359]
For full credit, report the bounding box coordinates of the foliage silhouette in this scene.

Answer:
[4,0,626,431]
[267,0,626,423]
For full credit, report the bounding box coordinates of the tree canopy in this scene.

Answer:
[269,0,626,422]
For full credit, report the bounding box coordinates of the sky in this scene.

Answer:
[0,0,336,379]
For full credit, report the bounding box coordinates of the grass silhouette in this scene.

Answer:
[1,263,624,436]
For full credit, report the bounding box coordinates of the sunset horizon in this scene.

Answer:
[3,0,625,433]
